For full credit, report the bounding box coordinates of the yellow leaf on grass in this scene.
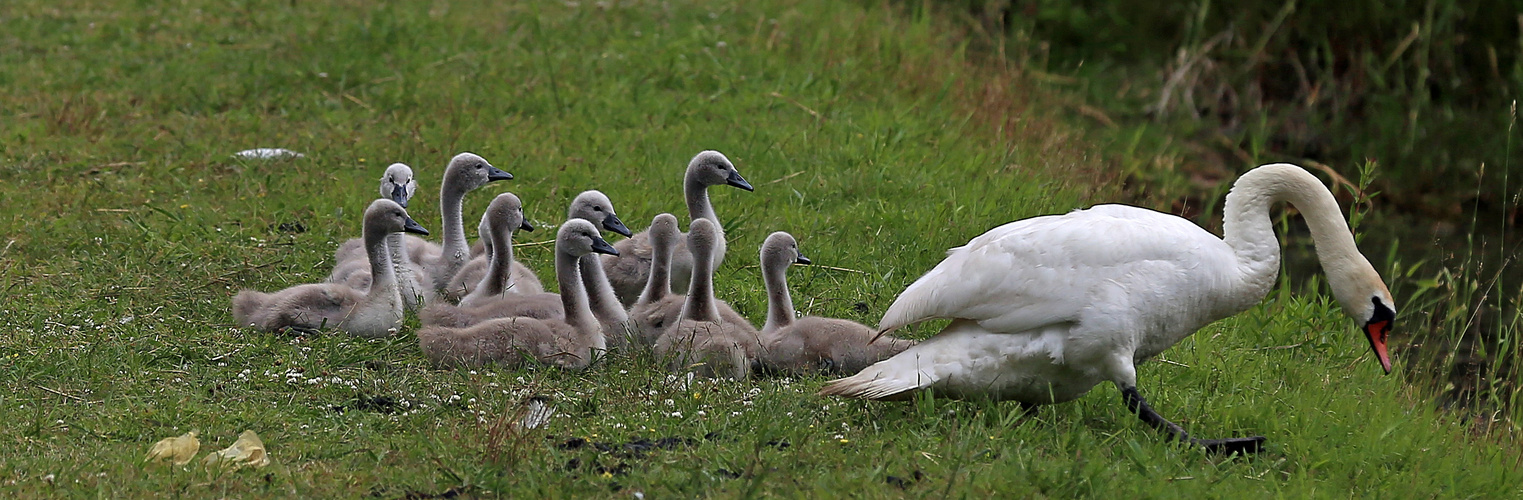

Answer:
[144,431,200,466]
[203,430,270,469]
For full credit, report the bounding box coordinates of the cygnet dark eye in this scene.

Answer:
[593,206,603,212]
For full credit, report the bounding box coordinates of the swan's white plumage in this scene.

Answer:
[824,163,1395,404]
[881,205,1249,345]
[845,206,1249,402]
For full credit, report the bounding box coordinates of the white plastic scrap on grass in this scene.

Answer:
[517,397,556,430]
[203,430,271,469]
[143,431,200,466]
[233,148,304,159]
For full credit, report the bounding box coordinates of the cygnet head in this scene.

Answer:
[379,163,417,208]
[365,199,430,236]
[686,150,753,191]
[445,152,513,191]
[761,231,811,269]
[649,213,679,249]
[484,192,534,234]
[558,219,620,259]
[568,190,632,237]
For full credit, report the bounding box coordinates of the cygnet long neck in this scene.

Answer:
[386,232,408,270]
[681,230,719,322]
[364,220,398,297]
[580,254,627,323]
[477,221,517,297]
[684,174,718,227]
[556,249,599,341]
[639,228,675,305]
[761,250,796,333]
[437,175,470,283]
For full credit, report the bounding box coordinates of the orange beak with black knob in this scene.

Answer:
[1364,319,1392,374]
[1363,296,1396,374]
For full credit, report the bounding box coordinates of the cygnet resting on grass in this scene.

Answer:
[755,232,914,375]
[421,192,636,328]
[328,163,434,310]
[233,199,429,337]
[602,151,753,307]
[411,153,513,299]
[417,219,619,369]
[452,190,633,298]
[456,193,538,307]
[627,214,755,348]
[653,218,761,379]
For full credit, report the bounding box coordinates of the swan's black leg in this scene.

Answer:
[1120,386,1265,455]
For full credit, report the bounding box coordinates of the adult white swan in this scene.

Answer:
[820,163,1397,454]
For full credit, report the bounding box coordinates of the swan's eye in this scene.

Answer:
[593,206,603,212]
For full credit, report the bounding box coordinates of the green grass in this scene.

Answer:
[0,0,1518,497]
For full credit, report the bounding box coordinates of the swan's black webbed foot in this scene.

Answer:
[1120,386,1265,455]
[1191,436,1266,455]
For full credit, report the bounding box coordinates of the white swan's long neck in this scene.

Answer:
[580,254,627,323]
[557,250,604,350]
[477,224,515,297]
[761,253,795,333]
[1222,163,1376,314]
[681,234,720,322]
[438,179,469,282]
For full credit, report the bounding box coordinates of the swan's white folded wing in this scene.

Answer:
[877,205,1216,335]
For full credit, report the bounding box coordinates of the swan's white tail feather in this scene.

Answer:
[817,362,934,401]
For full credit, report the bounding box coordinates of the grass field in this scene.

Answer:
[1,0,1518,497]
